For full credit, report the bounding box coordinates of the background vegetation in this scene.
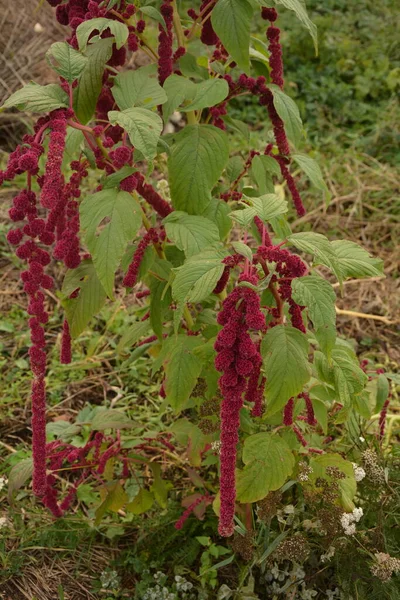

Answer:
[0,0,399,598]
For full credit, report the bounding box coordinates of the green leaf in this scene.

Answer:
[139,5,166,28]
[311,398,328,434]
[202,198,232,239]
[46,42,87,84]
[292,154,330,198]
[8,458,33,502]
[232,241,253,262]
[375,374,390,412]
[95,482,129,524]
[126,488,154,514]
[236,433,294,503]
[310,454,356,511]
[179,53,209,80]
[62,261,107,338]
[111,66,167,110]
[1,83,68,113]
[117,321,152,354]
[212,0,254,71]
[172,249,227,304]
[226,156,244,183]
[331,347,368,406]
[170,418,207,466]
[74,38,114,124]
[80,188,142,298]
[181,79,229,112]
[270,85,303,148]
[251,155,280,194]
[76,18,129,51]
[150,463,169,508]
[331,240,384,279]
[108,108,163,161]
[292,275,336,356]
[169,125,229,215]
[223,116,250,141]
[103,166,137,189]
[272,0,318,52]
[163,211,220,258]
[288,232,342,282]
[162,74,196,121]
[261,325,311,415]
[251,193,288,221]
[164,336,204,412]
[91,409,136,431]
[149,274,171,339]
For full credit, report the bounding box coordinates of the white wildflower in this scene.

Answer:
[0,477,7,492]
[359,437,365,443]
[352,507,363,522]
[352,463,366,482]
[211,440,221,453]
[0,517,8,529]
[284,504,295,514]
[321,546,336,563]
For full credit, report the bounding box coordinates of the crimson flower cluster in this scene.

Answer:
[214,272,266,536]
[257,244,308,331]
[123,228,162,288]
[158,1,174,84]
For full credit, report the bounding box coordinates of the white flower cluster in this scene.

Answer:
[175,575,193,593]
[0,477,7,492]
[0,516,8,530]
[156,178,171,200]
[142,586,176,600]
[320,546,336,563]
[211,440,221,454]
[100,569,120,591]
[352,462,366,482]
[340,507,363,535]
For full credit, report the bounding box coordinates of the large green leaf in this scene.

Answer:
[169,125,229,215]
[251,155,281,194]
[162,74,196,120]
[126,488,154,514]
[211,0,254,71]
[230,193,287,227]
[163,211,220,258]
[1,83,68,113]
[202,198,232,239]
[8,458,33,502]
[164,337,204,412]
[292,275,336,356]
[261,325,311,415]
[236,433,294,503]
[181,78,229,112]
[80,188,142,298]
[331,240,384,279]
[172,249,227,304]
[310,454,357,511]
[170,418,207,465]
[74,38,114,124]
[46,42,88,83]
[287,232,342,282]
[76,18,129,51]
[62,260,107,338]
[111,66,167,110]
[108,108,163,161]
[331,347,368,406]
[292,154,330,198]
[91,409,136,430]
[117,321,152,354]
[271,0,318,52]
[270,85,303,148]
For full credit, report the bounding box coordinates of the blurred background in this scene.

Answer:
[0,1,399,598]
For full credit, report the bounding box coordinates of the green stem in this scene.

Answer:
[172,0,185,48]
[187,111,197,125]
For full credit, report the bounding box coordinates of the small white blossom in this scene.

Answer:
[352,463,366,482]
[284,504,295,514]
[0,477,7,492]
[326,588,341,599]
[359,437,365,443]
[211,440,221,453]
[352,507,363,522]
[0,517,8,529]
[321,546,336,563]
